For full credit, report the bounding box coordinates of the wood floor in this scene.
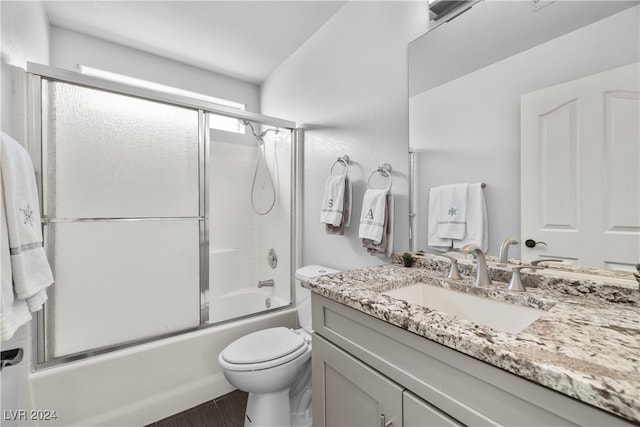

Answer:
[146,390,248,427]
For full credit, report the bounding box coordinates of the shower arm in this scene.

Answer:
[241,120,280,144]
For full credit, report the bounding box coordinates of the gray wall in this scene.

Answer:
[1,1,50,141]
[49,26,260,113]
[261,1,429,271]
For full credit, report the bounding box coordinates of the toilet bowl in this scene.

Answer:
[218,265,339,427]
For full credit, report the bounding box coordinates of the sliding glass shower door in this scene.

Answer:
[41,79,202,359]
[28,64,297,367]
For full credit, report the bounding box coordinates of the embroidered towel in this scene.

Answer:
[1,132,54,341]
[358,188,388,244]
[453,183,488,252]
[320,172,347,227]
[362,194,393,257]
[436,184,468,240]
[1,173,31,342]
[326,176,352,235]
[427,188,453,250]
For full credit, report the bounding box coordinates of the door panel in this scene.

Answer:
[521,62,639,269]
[312,335,403,427]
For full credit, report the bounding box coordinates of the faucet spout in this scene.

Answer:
[498,237,519,263]
[257,279,275,288]
[461,244,491,286]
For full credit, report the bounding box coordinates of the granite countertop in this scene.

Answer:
[302,259,640,423]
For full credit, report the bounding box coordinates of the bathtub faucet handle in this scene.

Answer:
[257,279,275,288]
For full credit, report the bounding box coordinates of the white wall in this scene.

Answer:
[409,6,640,258]
[261,1,429,271]
[50,26,260,113]
[0,0,49,141]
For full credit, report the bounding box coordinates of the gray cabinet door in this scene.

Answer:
[403,391,463,427]
[312,335,403,427]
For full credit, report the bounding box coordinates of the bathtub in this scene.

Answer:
[16,307,297,426]
[209,287,290,324]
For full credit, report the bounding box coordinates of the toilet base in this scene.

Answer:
[245,389,290,427]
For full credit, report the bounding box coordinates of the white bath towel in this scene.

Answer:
[358,188,389,244]
[1,132,54,341]
[1,173,31,342]
[453,183,488,252]
[362,194,394,257]
[325,176,352,235]
[436,183,468,240]
[427,188,453,250]
[320,172,347,227]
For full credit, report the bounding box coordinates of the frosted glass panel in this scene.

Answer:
[42,80,199,218]
[48,220,200,357]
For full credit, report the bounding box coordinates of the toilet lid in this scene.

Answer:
[221,327,306,365]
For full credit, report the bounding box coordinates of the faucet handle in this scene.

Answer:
[507,265,545,291]
[531,258,563,267]
[437,253,462,280]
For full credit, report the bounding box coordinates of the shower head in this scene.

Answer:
[240,120,280,146]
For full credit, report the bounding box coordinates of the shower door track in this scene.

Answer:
[27,62,295,129]
[26,62,299,370]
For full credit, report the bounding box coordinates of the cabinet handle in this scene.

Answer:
[379,414,393,427]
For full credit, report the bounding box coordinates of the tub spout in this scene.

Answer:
[258,279,275,288]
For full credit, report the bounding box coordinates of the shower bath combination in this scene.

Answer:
[26,63,298,373]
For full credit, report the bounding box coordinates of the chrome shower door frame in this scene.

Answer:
[26,63,298,370]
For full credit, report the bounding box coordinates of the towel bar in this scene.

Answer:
[330,155,350,175]
[366,163,393,190]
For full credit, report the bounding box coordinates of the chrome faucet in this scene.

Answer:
[507,259,562,291]
[508,266,544,292]
[434,253,462,280]
[461,244,491,286]
[257,279,275,288]
[498,237,519,263]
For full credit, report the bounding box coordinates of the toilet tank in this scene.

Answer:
[295,265,340,332]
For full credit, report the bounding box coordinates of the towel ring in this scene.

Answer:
[330,155,350,176]
[367,163,392,191]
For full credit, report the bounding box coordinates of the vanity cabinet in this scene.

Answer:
[311,293,634,427]
[312,335,403,426]
[313,335,462,427]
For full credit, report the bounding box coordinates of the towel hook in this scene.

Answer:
[367,163,392,191]
[330,155,350,176]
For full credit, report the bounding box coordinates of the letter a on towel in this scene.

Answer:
[359,189,388,244]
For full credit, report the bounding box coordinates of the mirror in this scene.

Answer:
[408,0,639,273]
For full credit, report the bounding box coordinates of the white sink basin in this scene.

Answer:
[383,283,546,334]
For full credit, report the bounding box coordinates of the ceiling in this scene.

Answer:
[43,1,347,84]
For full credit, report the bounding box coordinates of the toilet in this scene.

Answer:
[218,265,339,427]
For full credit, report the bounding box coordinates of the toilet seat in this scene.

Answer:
[219,327,310,372]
